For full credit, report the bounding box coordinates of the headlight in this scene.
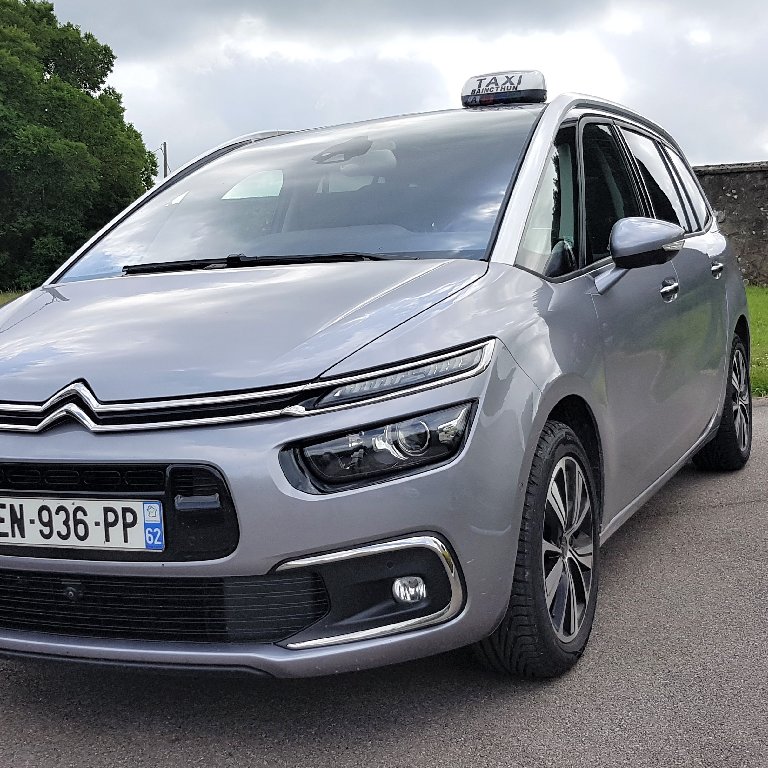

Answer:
[310,340,494,410]
[299,402,473,487]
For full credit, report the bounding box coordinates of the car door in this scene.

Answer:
[619,127,728,447]
[581,121,690,518]
[663,142,730,419]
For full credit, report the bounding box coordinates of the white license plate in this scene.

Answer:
[0,497,165,552]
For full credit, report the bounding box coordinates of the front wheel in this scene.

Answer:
[693,335,752,471]
[474,420,600,679]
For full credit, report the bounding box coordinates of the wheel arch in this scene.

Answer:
[546,395,604,522]
[735,314,750,360]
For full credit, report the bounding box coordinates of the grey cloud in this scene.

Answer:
[602,17,768,163]
[54,0,250,58]
[53,0,613,59]
[50,0,768,166]
[129,55,448,171]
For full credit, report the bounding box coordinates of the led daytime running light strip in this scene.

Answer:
[293,338,496,414]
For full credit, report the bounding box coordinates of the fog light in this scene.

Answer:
[392,576,427,604]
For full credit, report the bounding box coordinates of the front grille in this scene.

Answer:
[172,469,220,498]
[0,463,166,494]
[0,569,329,644]
[0,462,239,562]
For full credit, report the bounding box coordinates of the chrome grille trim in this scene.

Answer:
[0,380,310,414]
[0,340,495,434]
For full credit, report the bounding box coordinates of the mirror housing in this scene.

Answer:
[609,217,685,269]
[595,217,685,295]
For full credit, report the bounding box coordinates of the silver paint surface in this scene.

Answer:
[0,260,484,401]
[0,95,748,676]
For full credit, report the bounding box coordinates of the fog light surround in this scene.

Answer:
[298,402,474,489]
[274,535,464,650]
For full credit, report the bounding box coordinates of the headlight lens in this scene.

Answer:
[300,403,473,487]
[314,343,491,409]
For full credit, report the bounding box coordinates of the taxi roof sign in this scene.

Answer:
[461,70,547,108]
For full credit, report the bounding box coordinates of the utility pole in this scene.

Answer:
[161,141,169,178]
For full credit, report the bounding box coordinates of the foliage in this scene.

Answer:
[746,286,768,396]
[0,0,157,288]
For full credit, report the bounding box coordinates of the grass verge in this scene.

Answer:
[0,292,22,307]
[746,286,768,396]
[0,286,766,393]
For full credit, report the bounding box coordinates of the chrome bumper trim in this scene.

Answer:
[275,535,465,650]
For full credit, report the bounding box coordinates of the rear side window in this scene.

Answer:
[664,148,709,230]
[581,123,642,263]
[517,127,579,278]
[621,129,689,231]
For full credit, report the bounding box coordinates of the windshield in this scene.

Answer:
[60,108,541,282]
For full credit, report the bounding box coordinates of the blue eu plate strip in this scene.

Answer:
[142,501,165,551]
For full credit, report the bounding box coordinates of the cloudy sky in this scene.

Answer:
[54,0,768,171]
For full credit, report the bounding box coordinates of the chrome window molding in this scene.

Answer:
[0,340,495,434]
[275,535,465,649]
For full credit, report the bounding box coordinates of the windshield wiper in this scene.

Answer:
[123,252,410,275]
[123,255,246,275]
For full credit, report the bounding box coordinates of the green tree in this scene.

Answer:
[0,0,157,288]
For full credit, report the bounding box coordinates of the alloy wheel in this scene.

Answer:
[542,456,594,642]
[732,347,751,453]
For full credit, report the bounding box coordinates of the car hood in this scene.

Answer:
[0,260,486,402]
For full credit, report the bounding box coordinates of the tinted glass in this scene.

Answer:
[61,109,541,283]
[621,129,689,230]
[517,127,579,278]
[582,123,642,263]
[665,148,709,230]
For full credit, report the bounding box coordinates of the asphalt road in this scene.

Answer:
[1,406,767,768]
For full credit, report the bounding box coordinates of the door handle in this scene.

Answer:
[660,279,679,302]
[711,261,724,279]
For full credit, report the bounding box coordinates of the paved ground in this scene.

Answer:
[1,407,767,768]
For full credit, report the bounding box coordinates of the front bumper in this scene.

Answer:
[0,343,538,676]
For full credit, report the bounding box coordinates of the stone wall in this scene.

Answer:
[694,162,768,285]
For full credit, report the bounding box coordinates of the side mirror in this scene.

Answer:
[609,217,685,269]
[595,217,685,295]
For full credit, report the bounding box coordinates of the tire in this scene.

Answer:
[693,335,752,472]
[474,420,600,679]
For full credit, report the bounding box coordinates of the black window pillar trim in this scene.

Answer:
[575,115,650,267]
